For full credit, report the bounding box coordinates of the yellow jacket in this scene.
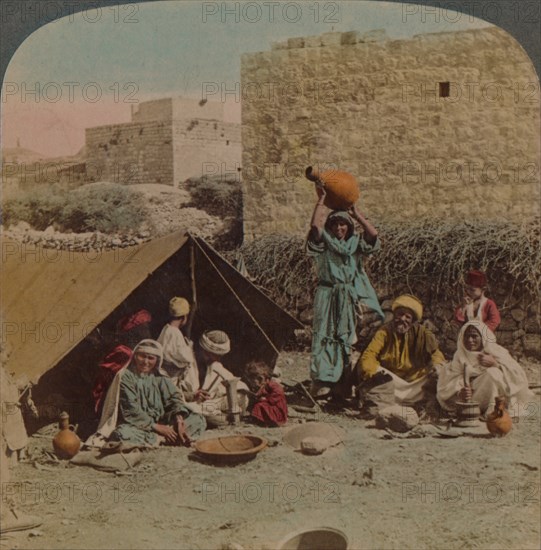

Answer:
[359,323,445,382]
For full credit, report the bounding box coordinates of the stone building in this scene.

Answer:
[85,97,241,186]
[241,27,540,240]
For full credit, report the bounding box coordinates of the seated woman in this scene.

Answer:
[181,330,248,427]
[88,339,206,447]
[437,321,533,417]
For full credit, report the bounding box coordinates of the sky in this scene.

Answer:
[1,0,493,158]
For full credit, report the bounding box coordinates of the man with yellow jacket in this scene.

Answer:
[356,294,445,416]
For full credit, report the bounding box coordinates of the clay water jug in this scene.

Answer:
[305,166,360,210]
[52,412,81,459]
[486,396,512,437]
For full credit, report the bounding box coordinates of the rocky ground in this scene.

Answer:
[2,352,540,550]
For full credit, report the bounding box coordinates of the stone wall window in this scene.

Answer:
[439,82,450,97]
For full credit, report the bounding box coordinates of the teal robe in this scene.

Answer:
[110,365,206,445]
[307,229,383,383]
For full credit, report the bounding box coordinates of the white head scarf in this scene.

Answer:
[132,339,164,370]
[447,320,531,397]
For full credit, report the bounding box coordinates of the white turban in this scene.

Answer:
[199,330,230,356]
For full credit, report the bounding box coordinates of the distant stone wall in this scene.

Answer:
[241,27,541,240]
[86,97,241,185]
[85,120,174,185]
[172,119,241,184]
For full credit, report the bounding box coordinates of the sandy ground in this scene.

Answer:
[3,352,540,550]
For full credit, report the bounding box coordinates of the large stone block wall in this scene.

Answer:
[241,27,541,240]
[287,275,540,359]
[86,97,240,185]
[172,119,242,183]
[85,120,174,185]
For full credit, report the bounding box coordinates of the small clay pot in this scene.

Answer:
[52,412,81,459]
[486,396,512,437]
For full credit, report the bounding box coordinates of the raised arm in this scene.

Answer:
[348,205,377,245]
[310,185,329,243]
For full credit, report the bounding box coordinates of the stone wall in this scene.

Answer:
[292,282,540,360]
[85,120,174,185]
[86,97,241,185]
[172,119,242,185]
[241,27,541,240]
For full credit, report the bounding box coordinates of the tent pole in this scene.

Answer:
[186,236,197,339]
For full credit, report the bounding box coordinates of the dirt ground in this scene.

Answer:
[3,352,540,550]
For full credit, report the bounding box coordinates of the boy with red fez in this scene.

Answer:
[455,270,501,333]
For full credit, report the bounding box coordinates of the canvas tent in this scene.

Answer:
[1,232,302,428]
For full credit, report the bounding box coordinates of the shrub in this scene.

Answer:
[3,183,151,234]
[184,174,242,218]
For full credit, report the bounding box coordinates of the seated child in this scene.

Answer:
[244,361,288,427]
[454,270,501,332]
[182,330,248,427]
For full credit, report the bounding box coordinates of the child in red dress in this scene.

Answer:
[244,362,288,427]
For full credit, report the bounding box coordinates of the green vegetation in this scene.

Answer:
[184,174,242,218]
[3,183,150,233]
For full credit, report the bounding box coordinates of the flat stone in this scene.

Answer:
[301,436,330,455]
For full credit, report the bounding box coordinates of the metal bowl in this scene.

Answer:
[193,435,268,464]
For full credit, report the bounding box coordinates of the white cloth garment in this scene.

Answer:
[437,321,534,416]
[157,324,197,389]
[382,368,429,404]
[182,361,248,419]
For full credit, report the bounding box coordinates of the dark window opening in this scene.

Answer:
[439,82,450,98]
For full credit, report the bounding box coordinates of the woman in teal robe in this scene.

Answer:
[109,339,206,446]
[307,187,383,398]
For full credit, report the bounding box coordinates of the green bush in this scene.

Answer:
[185,174,242,218]
[3,183,150,234]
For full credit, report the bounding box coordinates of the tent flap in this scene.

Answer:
[1,232,301,381]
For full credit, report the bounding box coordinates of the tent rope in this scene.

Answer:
[194,239,280,355]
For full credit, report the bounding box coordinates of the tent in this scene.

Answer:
[1,231,302,429]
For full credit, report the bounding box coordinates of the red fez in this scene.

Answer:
[116,309,152,333]
[465,270,487,288]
